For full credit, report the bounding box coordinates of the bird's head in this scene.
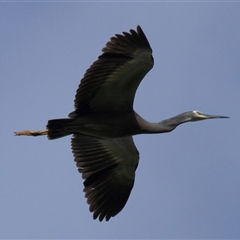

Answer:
[190,110,229,121]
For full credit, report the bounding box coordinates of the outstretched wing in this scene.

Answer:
[71,26,153,117]
[71,134,139,221]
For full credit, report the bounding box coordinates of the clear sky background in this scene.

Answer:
[1,2,240,239]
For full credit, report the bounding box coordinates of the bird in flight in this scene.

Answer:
[15,26,228,221]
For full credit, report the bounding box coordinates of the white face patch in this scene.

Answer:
[193,110,203,116]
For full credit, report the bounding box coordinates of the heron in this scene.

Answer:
[15,26,228,221]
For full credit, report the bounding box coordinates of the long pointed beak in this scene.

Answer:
[202,113,229,119]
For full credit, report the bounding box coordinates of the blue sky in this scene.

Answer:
[1,2,240,239]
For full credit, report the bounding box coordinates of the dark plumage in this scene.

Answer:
[47,26,153,221]
[16,26,228,221]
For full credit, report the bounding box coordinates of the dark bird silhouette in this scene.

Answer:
[15,26,228,221]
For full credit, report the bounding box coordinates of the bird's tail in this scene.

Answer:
[47,118,74,140]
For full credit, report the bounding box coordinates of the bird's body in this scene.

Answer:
[15,26,228,222]
[48,111,142,139]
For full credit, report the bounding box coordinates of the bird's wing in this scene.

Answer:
[71,25,153,117]
[71,134,139,221]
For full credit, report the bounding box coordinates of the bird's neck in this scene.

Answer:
[136,112,190,134]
